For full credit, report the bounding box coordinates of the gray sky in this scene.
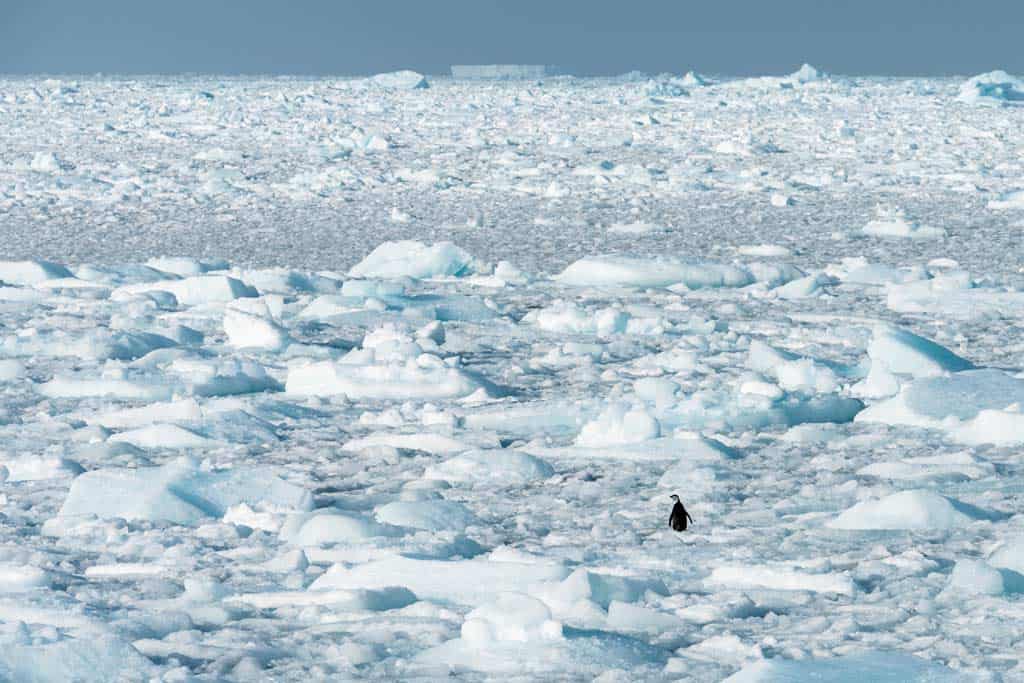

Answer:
[3,0,1022,77]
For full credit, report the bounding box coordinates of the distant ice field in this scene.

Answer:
[0,69,1023,681]
[1,71,1023,283]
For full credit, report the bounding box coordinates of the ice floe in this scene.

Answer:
[54,457,311,526]
[348,241,477,279]
[957,70,1024,105]
[555,255,758,289]
[726,652,978,682]
[828,490,995,530]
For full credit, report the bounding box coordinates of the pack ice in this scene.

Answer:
[2,69,1024,680]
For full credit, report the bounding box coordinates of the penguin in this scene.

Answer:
[669,494,693,532]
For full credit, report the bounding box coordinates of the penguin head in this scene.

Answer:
[670,494,679,502]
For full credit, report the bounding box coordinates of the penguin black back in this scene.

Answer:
[669,494,693,532]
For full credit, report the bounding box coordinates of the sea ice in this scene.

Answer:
[348,241,477,279]
[957,70,1024,105]
[576,402,661,446]
[856,369,1024,436]
[706,564,856,595]
[423,449,555,486]
[0,260,74,285]
[368,70,429,89]
[223,300,290,350]
[866,324,972,378]
[0,634,158,683]
[828,490,992,530]
[862,207,945,240]
[309,554,571,606]
[374,499,479,532]
[115,274,257,306]
[282,510,404,546]
[451,64,554,79]
[726,651,980,682]
[555,255,756,289]
[286,358,492,400]
[4,70,1024,680]
[55,457,312,526]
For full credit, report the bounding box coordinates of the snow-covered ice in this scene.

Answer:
[1,70,1023,680]
[957,70,1024,105]
[366,70,429,90]
[450,64,556,80]
[725,651,981,682]
[828,489,997,530]
[554,255,761,289]
[862,207,946,240]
